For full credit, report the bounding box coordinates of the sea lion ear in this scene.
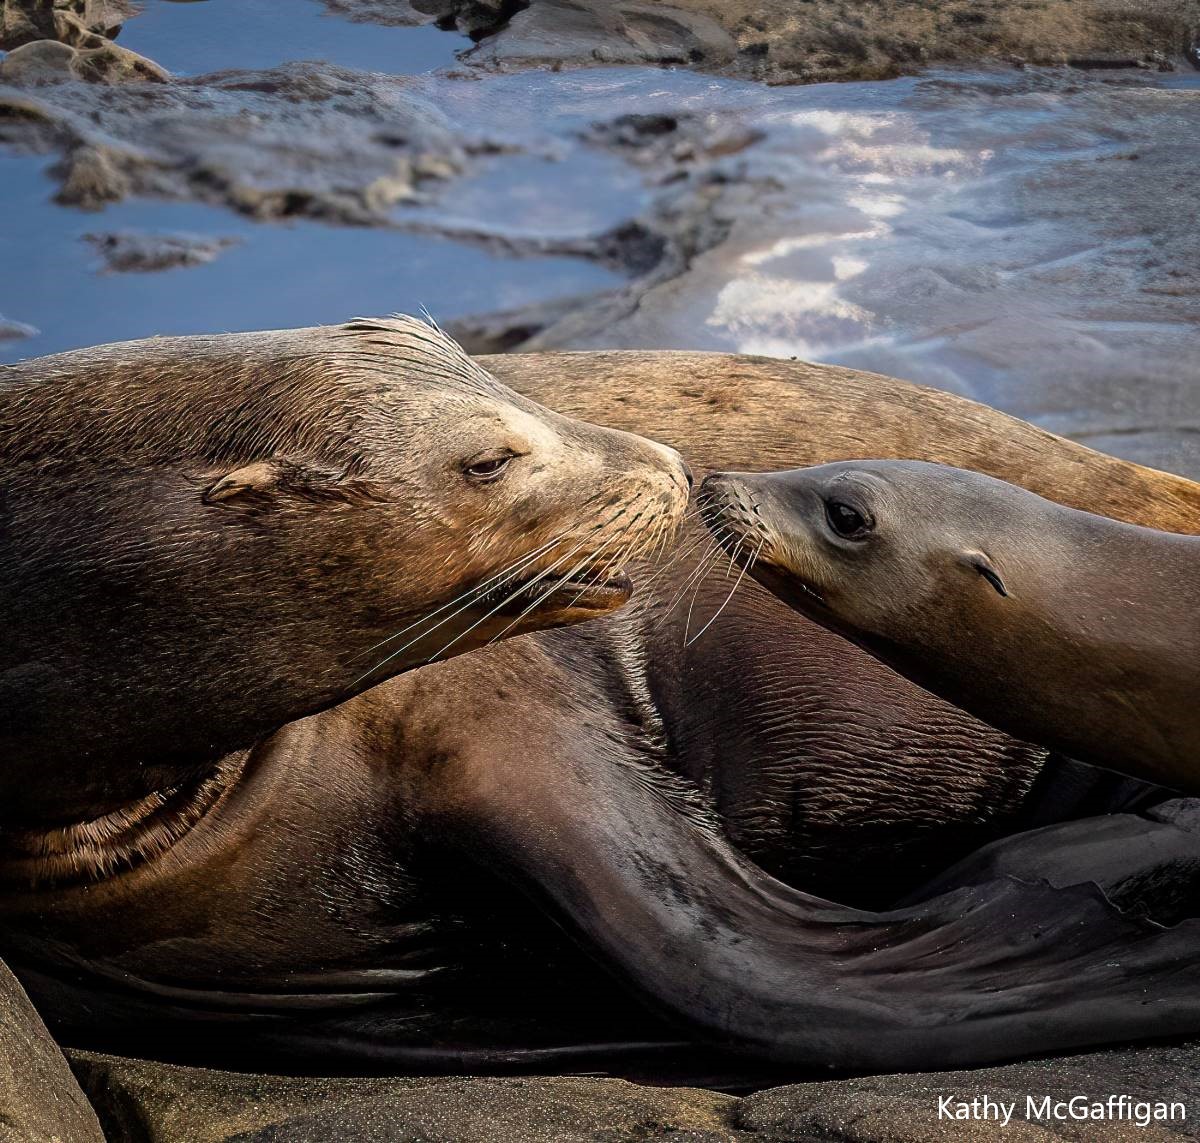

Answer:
[959,550,1008,597]
[203,460,290,509]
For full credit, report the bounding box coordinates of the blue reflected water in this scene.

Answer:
[116,0,467,76]
[0,155,621,363]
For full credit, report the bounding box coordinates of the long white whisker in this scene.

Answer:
[351,530,570,661]
[350,513,625,686]
[633,530,713,597]
[652,527,732,633]
[684,538,762,648]
[425,521,624,664]
[484,523,638,649]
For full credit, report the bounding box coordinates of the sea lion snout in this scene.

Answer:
[698,470,802,559]
[700,468,844,613]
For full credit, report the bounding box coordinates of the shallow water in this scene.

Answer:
[117,0,465,77]
[0,153,622,355]
[1,4,1196,475]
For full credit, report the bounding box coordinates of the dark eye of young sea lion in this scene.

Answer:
[824,498,873,540]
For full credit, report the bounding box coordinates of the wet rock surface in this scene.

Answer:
[65,1041,1200,1141]
[0,61,473,221]
[413,0,1200,82]
[0,313,39,340]
[83,228,239,272]
[0,961,103,1143]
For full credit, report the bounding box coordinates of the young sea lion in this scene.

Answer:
[699,460,1200,792]
[5,341,1200,1079]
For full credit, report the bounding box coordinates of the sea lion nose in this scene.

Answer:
[644,439,691,491]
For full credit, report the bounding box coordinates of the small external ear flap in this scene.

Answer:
[960,550,1008,597]
[203,460,287,509]
[204,458,385,511]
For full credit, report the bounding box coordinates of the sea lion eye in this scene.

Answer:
[462,450,515,483]
[824,499,872,540]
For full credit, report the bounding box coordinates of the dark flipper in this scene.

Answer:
[1008,752,1179,828]
[903,798,1200,922]
[440,663,1200,1071]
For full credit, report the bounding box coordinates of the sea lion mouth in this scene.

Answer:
[477,565,634,617]
[544,568,635,613]
[739,553,828,611]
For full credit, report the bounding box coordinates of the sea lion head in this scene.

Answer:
[0,316,690,819]
[698,460,1027,644]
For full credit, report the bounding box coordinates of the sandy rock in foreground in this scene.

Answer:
[65,1040,1200,1142]
[0,961,103,1143]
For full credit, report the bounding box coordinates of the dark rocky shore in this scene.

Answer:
[414,0,1199,83]
[2,3,1199,1141]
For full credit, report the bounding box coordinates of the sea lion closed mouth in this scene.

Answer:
[700,459,1200,792]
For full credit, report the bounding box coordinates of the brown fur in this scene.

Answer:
[701,459,1200,790]
[2,338,1199,1074]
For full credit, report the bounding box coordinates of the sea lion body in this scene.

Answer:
[5,342,1200,1076]
[699,460,1200,791]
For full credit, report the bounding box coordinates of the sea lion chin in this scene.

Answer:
[0,315,690,826]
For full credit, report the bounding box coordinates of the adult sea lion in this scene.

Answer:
[4,338,1200,1079]
[698,460,1200,792]
[0,316,690,825]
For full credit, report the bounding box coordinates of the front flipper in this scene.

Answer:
[426,647,1200,1072]
[903,798,1200,925]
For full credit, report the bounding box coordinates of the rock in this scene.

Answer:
[583,111,762,171]
[1,0,134,52]
[53,144,133,209]
[404,0,1200,84]
[0,314,39,340]
[736,1043,1200,1140]
[0,61,473,223]
[83,230,240,273]
[0,37,167,85]
[67,1052,742,1143]
[450,0,739,70]
[0,39,80,84]
[0,960,103,1143]
[446,291,604,353]
[65,1039,1200,1141]
[321,0,431,26]
[414,0,517,39]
